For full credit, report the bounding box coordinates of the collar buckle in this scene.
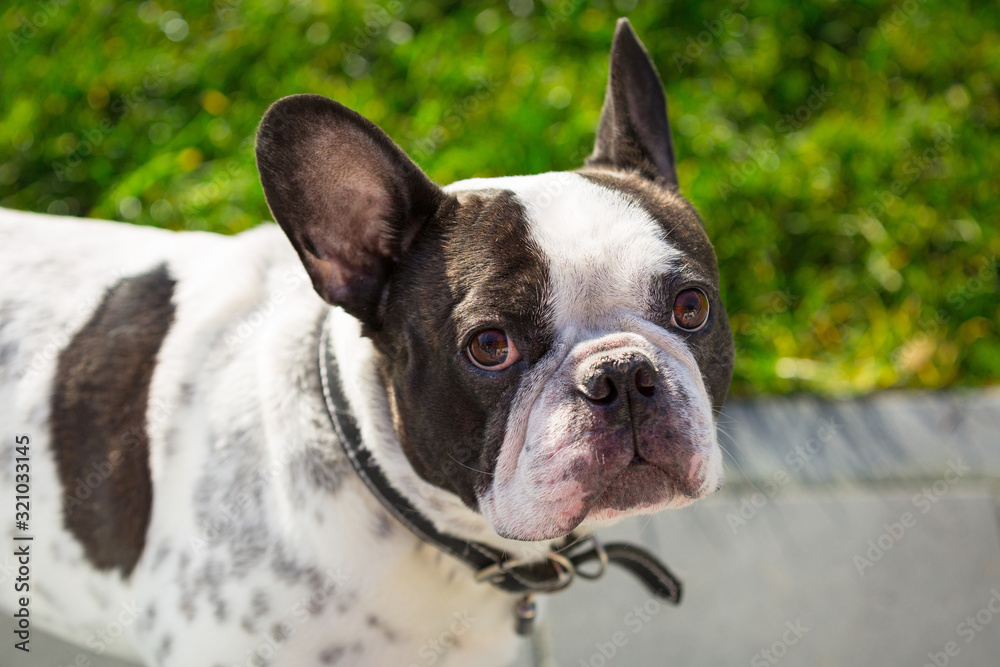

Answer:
[475,550,576,593]
[474,533,610,593]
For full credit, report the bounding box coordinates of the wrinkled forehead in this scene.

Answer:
[444,172,700,332]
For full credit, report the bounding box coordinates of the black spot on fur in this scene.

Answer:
[271,622,291,643]
[211,599,226,622]
[50,264,175,576]
[195,560,225,598]
[250,590,270,617]
[320,646,346,664]
[287,312,352,499]
[155,635,173,663]
[193,427,271,572]
[270,544,311,583]
[0,341,17,366]
[291,448,346,495]
[373,511,394,538]
[366,614,399,643]
[181,596,196,621]
[151,541,171,572]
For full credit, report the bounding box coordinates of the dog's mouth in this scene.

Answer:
[582,449,705,520]
[524,440,713,539]
[592,459,691,511]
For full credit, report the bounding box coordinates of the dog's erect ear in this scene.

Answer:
[586,18,678,185]
[256,94,447,324]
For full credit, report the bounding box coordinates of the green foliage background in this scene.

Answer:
[1,0,997,396]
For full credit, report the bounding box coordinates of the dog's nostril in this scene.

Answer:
[589,377,617,405]
[635,366,656,398]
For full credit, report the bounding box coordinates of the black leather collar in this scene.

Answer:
[318,315,682,632]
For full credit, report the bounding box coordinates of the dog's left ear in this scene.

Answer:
[586,18,678,185]
[256,94,447,325]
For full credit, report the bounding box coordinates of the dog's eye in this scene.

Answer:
[467,329,520,370]
[672,288,710,331]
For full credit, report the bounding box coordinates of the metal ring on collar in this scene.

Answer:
[572,534,608,580]
[475,552,576,593]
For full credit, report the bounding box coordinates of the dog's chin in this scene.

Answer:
[589,461,696,512]
[485,459,717,542]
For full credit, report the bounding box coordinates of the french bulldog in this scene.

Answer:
[0,17,733,667]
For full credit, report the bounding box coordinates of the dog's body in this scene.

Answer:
[0,211,518,665]
[0,20,733,666]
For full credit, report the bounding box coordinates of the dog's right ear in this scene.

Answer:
[586,18,678,185]
[256,94,448,325]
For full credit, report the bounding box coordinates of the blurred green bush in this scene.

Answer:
[1,0,997,396]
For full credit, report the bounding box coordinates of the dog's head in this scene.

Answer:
[256,19,734,541]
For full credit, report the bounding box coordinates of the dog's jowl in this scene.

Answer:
[0,19,732,666]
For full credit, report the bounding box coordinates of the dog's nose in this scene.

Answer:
[577,353,657,406]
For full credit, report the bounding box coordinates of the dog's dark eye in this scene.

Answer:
[672,288,710,331]
[467,329,520,370]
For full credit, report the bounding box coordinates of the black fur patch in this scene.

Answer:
[372,190,552,509]
[51,264,176,576]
